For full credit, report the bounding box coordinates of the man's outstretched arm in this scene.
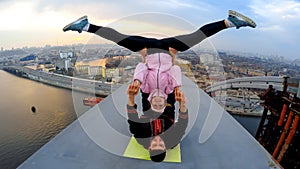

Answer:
[166,91,188,149]
[175,90,188,128]
[126,82,152,138]
[127,82,140,122]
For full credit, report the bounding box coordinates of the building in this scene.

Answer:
[200,53,215,65]
[36,62,56,72]
[105,68,120,77]
[59,51,74,59]
[76,65,90,75]
[112,76,122,83]
[123,66,135,77]
[247,69,265,76]
[56,58,72,71]
[20,54,37,65]
[88,66,103,77]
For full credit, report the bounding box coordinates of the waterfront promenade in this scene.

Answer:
[3,66,112,96]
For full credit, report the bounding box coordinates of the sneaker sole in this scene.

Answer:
[63,15,88,31]
[229,10,256,28]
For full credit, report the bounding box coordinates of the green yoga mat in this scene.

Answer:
[123,136,181,163]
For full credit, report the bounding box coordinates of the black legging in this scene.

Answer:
[87,20,227,54]
[87,21,226,111]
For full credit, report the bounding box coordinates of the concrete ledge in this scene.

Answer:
[18,76,280,169]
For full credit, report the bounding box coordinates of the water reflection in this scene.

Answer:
[0,70,90,168]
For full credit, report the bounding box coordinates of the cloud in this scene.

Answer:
[147,0,202,9]
[32,0,215,22]
[0,2,36,30]
[0,0,298,59]
[259,25,284,32]
[0,0,119,31]
[0,0,215,31]
[248,0,300,41]
[249,0,300,25]
[248,0,300,44]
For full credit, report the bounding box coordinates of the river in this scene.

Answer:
[0,70,91,169]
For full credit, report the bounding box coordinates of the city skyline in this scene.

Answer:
[0,0,300,60]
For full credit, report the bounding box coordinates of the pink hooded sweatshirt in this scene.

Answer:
[133,53,182,98]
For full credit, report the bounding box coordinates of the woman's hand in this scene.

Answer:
[169,47,178,65]
[175,90,187,112]
[139,48,147,63]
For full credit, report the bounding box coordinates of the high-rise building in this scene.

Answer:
[1,47,3,52]
[59,51,74,59]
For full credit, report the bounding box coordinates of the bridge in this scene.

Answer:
[205,76,284,93]
[17,76,281,169]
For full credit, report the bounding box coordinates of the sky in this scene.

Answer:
[0,0,300,60]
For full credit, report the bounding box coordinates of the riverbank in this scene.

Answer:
[3,66,113,97]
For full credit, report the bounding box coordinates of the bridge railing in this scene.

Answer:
[205,76,284,92]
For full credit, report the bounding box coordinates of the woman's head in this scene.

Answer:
[148,89,167,113]
[150,96,167,112]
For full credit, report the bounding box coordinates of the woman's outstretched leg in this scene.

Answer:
[63,10,256,52]
[161,10,256,51]
[63,16,161,52]
[161,20,227,51]
[88,24,152,52]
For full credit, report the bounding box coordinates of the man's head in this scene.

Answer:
[148,89,167,113]
[148,135,166,162]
